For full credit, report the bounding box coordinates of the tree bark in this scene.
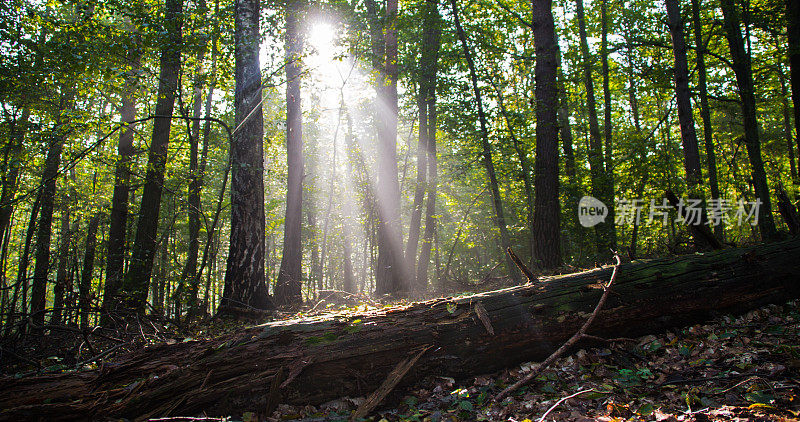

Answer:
[120,0,182,312]
[219,0,274,315]
[531,0,562,269]
[719,0,777,240]
[4,238,800,419]
[275,0,304,307]
[451,0,521,283]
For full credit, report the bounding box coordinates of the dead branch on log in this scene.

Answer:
[507,248,538,283]
[494,254,622,401]
[351,346,431,421]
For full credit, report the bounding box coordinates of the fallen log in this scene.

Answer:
[3,238,800,420]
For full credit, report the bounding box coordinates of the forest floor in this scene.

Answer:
[2,298,799,421]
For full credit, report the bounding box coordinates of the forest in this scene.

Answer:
[1,0,800,418]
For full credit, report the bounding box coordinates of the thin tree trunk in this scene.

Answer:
[777,54,798,182]
[30,90,73,329]
[103,48,140,319]
[576,0,615,256]
[79,214,100,328]
[219,0,273,315]
[531,0,562,269]
[275,0,304,307]
[0,108,29,249]
[5,193,41,336]
[600,0,616,247]
[375,0,408,296]
[667,0,715,250]
[120,0,183,312]
[719,0,777,240]
[690,0,723,239]
[450,0,521,283]
[488,79,535,263]
[405,84,428,278]
[416,0,441,290]
[50,209,71,325]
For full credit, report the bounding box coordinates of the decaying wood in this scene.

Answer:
[3,238,800,420]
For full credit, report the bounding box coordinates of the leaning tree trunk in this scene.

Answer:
[4,238,800,420]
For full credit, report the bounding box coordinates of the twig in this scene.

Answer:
[538,389,596,422]
[507,248,538,283]
[351,345,431,421]
[76,343,126,368]
[494,253,622,402]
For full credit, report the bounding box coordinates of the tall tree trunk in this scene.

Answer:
[103,48,140,318]
[50,209,71,325]
[30,90,73,329]
[275,0,304,307]
[450,0,521,283]
[576,0,615,256]
[719,0,778,240]
[787,0,800,158]
[531,0,562,269]
[375,0,408,296]
[416,0,441,290]
[120,0,183,312]
[600,0,616,248]
[219,0,273,315]
[179,58,206,319]
[667,0,715,250]
[405,84,428,279]
[690,0,723,239]
[79,215,100,328]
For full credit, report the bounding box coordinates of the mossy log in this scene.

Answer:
[3,238,800,420]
